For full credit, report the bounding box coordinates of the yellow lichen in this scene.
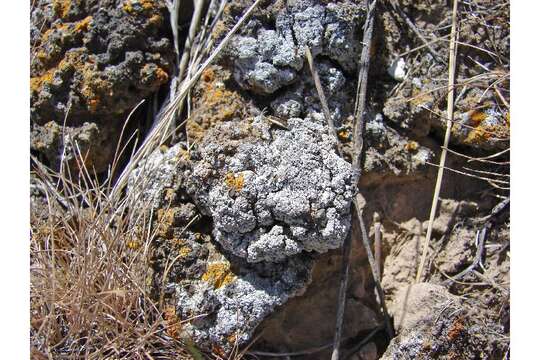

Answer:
[123,0,134,13]
[156,208,177,238]
[30,67,56,93]
[201,262,236,289]
[337,129,349,141]
[74,16,92,32]
[410,89,434,107]
[178,246,192,258]
[127,240,141,250]
[53,0,71,18]
[178,148,191,160]
[405,141,419,152]
[123,0,157,14]
[224,172,244,192]
[159,144,169,153]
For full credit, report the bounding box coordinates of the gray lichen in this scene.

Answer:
[227,0,364,94]
[187,115,356,263]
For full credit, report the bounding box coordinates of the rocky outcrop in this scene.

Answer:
[128,105,360,351]
[31,0,174,172]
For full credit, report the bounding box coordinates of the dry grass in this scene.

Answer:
[30,143,198,358]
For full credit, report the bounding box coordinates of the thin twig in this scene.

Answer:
[416,0,459,283]
[442,227,486,285]
[373,213,382,280]
[355,202,394,339]
[331,1,380,358]
[305,46,341,155]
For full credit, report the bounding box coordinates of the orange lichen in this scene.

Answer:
[201,262,236,289]
[148,14,163,27]
[201,68,215,83]
[447,316,465,341]
[155,66,169,83]
[163,305,182,339]
[141,0,155,11]
[186,66,247,142]
[337,129,349,141]
[53,0,71,18]
[224,172,244,192]
[405,141,419,152]
[469,110,488,127]
[74,16,92,32]
[227,332,238,344]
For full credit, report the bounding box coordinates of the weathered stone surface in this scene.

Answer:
[187,115,356,263]
[379,0,509,152]
[129,142,316,351]
[31,0,174,172]
[226,0,364,94]
[381,283,506,360]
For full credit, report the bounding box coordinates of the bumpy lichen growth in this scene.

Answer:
[187,115,356,263]
[226,0,364,95]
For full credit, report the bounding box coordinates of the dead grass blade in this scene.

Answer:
[416,0,459,283]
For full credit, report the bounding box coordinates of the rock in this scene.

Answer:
[187,115,356,263]
[379,1,509,152]
[30,120,117,172]
[388,57,407,82]
[129,143,315,352]
[226,0,364,94]
[361,113,434,186]
[381,283,506,359]
[129,113,358,351]
[31,0,174,172]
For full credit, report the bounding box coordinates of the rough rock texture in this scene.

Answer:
[377,196,509,359]
[187,115,356,263]
[378,0,510,152]
[381,283,506,359]
[29,0,511,358]
[128,123,357,351]
[31,0,174,172]
[226,0,364,95]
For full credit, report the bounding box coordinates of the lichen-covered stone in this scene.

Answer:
[31,0,174,172]
[226,0,364,94]
[128,143,315,352]
[381,283,506,360]
[187,115,356,263]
